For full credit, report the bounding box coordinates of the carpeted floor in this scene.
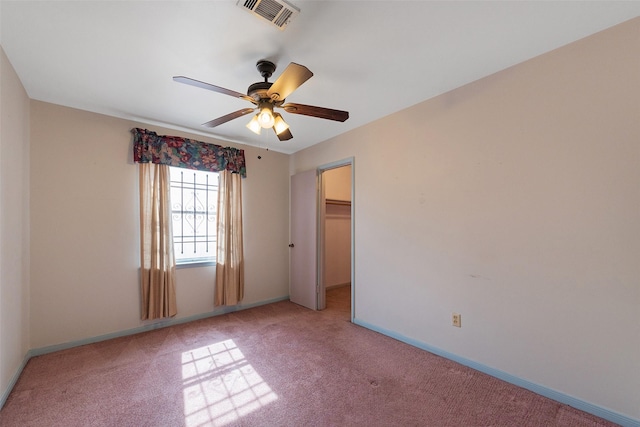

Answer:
[0,286,618,426]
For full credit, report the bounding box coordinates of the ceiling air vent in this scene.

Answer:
[237,0,300,30]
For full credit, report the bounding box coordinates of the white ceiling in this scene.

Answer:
[1,1,639,154]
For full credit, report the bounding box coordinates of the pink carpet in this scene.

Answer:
[0,287,619,426]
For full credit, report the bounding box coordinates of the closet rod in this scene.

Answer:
[325,198,351,206]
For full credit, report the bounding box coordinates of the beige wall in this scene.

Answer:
[29,102,290,348]
[292,18,640,419]
[0,46,30,405]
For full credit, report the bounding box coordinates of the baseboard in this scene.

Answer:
[0,352,30,410]
[353,318,639,427]
[1,295,289,410]
[30,296,290,357]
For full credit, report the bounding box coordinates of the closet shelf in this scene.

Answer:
[326,198,351,206]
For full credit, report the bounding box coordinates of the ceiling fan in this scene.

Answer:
[173,60,349,141]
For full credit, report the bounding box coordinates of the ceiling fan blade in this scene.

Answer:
[173,76,256,104]
[281,103,349,122]
[202,108,256,128]
[267,63,313,101]
[273,126,293,141]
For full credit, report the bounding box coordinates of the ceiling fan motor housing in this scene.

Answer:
[249,60,281,102]
[247,81,273,102]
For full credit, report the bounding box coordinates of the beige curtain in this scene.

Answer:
[215,170,244,306]
[139,163,177,319]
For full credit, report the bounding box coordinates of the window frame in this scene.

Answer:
[169,166,218,268]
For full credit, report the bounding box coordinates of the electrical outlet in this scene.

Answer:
[452,313,462,328]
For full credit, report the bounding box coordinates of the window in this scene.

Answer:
[169,166,218,265]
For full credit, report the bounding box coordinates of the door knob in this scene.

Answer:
[289,243,295,248]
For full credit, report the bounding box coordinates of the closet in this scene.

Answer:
[322,165,352,291]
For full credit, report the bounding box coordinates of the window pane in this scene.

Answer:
[169,167,218,264]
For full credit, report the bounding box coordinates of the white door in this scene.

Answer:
[289,169,318,310]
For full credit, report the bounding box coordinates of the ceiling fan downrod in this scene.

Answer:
[256,60,276,82]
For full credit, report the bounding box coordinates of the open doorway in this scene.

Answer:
[318,160,353,320]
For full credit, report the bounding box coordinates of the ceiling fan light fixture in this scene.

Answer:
[273,113,289,135]
[258,105,275,128]
[246,115,262,134]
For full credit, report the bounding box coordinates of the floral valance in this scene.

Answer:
[132,128,246,178]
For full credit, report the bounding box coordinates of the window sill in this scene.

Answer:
[176,260,216,269]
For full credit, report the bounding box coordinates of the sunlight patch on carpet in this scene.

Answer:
[181,339,278,426]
